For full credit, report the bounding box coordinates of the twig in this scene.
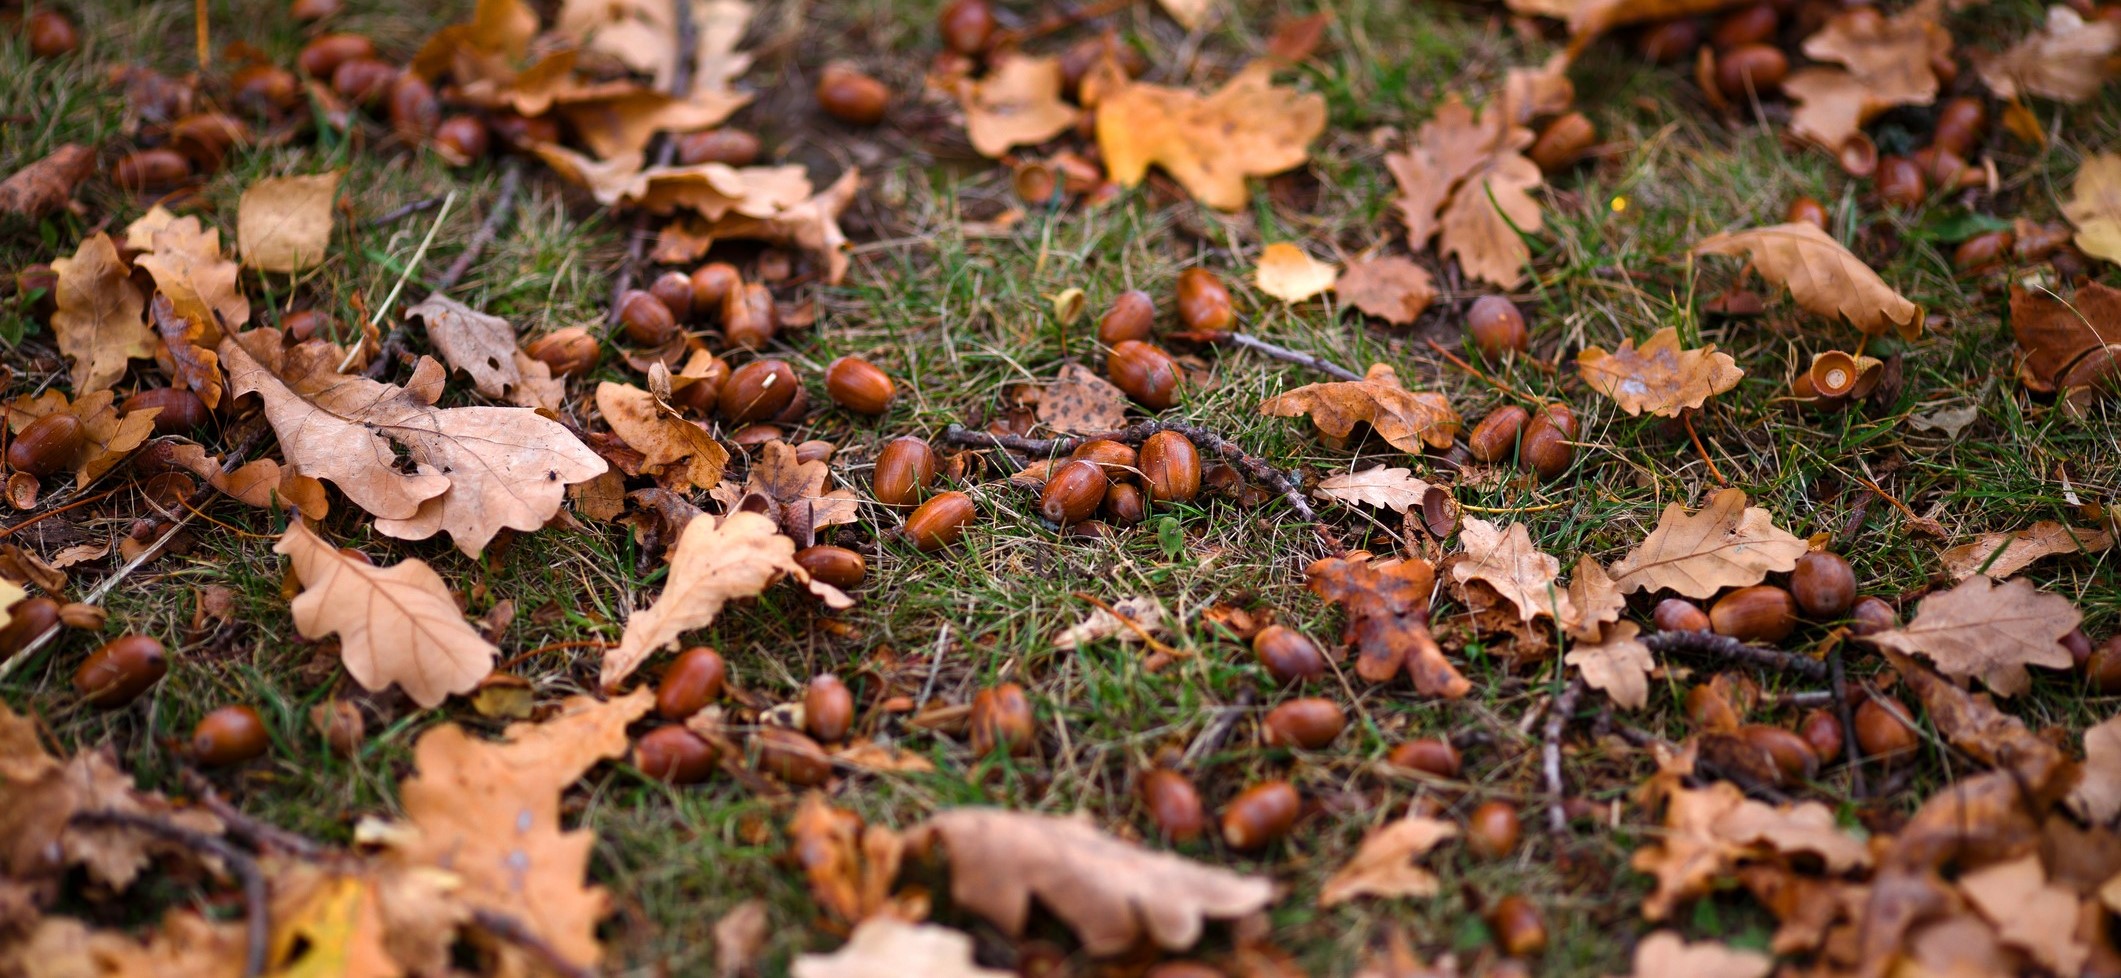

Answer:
[1543,676,1586,833]
[366,196,446,228]
[0,486,126,538]
[342,190,456,373]
[432,161,525,297]
[1182,688,1257,765]
[471,909,600,978]
[71,810,269,978]
[1829,643,1867,798]
[607,0,700,329]
[1422,337,1540,402]
[1681,410,1728,486]
[941,421,1319,523]
[181,771,327,859]
[1641,629,1828,680]
[1171,329,1362,381]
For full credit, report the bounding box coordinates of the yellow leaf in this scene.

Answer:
[238,171,342,274]
[1254,243,1337,302]
[1692,221,1923,338]
[1576,327,1744,417]
[2065,153,2121,267]
[269,874,398,978]
[1096,63,1325,211]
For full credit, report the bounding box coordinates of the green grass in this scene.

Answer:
[4,0,2120,975]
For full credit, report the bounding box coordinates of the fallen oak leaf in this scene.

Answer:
[0,143,93,218]
[911,808,1275,954]
[1335,256,1436,325]
[956,54,1078,158]
[236,171,341,274]
[47,232,151,394]
[1692,222,1923,339]
[2065,152,2121,268]
[1937,521,2111,580]
[595,380,729,491]
[132,212,250,335]
[407,295,563,411]
[1607,488,1808,598]
[1260,363,1461,453]
[1313,467,1435,513]
[792,918,1012,978]
[164,441,328,518]
[1096,62,1326,211]
[2009,280,2121,394]
[1036,363,1130,435]
[2070,714,2121,824]
[1560,556,1625,642]
[1452,517,1569,623]
[1383,95,1545,288]
[1972,5,2120,103]
[1960,855,2090,975]
[1863,575,2080,696]
[147,293,223,409]
[1565,621,1654,710]
[1306,554,1469,697]
[708,439,859,538]
[1783,1,1950,161]
[1318,813,1456,906]
[276,520,497,707]
[698,168,861,285]
[1576,327,1744,417]
[1438,145,1543,288]
[1255,243,1337,303]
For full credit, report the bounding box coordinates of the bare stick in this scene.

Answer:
[1829,643,1866,798]
[432,161,525,298]
[1183,688,1257,765]
[941,420,1319,523]
[606,0,700,329]
[1641,629,1828,680]
[1544,676,1586,833]
[72,810,269,978]
[1171,329,1363,381]
[366,196,446,228]
[471,908,599,978]
[182,771,327,859]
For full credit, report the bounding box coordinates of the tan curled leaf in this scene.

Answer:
[1577,327,1744,417]
[1453,517,1567,622]
[792,919,1012,978]
[1865,575,2081,696]
[1037,364,1130,435]
[1385,95,1526,249]
[1314,467,1433,513]
[2010,280,2121,394]
[1607,488,1808,598]
[1255,243,1337,302]
[1937,521,2112,580]
[958,54,1078,158]
[132,214,250,333]
[1096,62,1326,211]
[1784,0,1950,155]
[276,520,496,708]
[1318,814,1456,906]
[698,169,860,286]
[1632,780,1868,921]
[407,295,563,411]
[1335,256,1435,325]
[596,381,729,491]
[237,171,341,273]
[1438,149,1543,289]
[48,233,151,394]
[2069,714,2121,824]
[1561,556,1625,642]
[1566,621,1654,710]
[2065,153,2121,267]
[1260,363,1461,453]
[5,390,159,485]
[222,331,606,556]
[916,808,1275,954]
[147,293,223,409]
[0,143,93,218]
[720,439,860,537]
[1973,5,2120,102]
[1960,855,2090,976]
[1693,222,1923,339]
[1627,931,1772,978]
[165,442,327,518]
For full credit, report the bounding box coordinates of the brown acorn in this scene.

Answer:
[1466,800,1522,859]
[1528,113,1596,173]
[73,635,167,708]
[1684,683,1742,731]
[1467,406,1530,463]
[804,675,855,743]
[825,357,894,415]
[872,436,938,506]
[674,129,762,167]
[26,9,79,59]
[1466,296,1528,358]
[432,116,490,165]
[1102,481,1146,525]
[331,58,399,106]
[1107,340,1180,410]
[191,706,269,767]
[309,700,364,757]
[1848,595,1897,635]
[1137,431,1202,503]
[1652,598,1711,633]
[794,545,866,590]
[387,74,440,139]
[722,283,777,349]
[1931,96,1987,157]
[1637,18,1702,64]
[618,289,679,346]
[1517,405,1576,481]
[1799,709,1843,764]
[1386,737,1461,778]
[1739,724,1819,783]
[690,262,741,310]
[1785,195,1829,229]
[642,271,695,323]
[8,413,84,477]
[1715,43,1789,98]
[1487,895,1547,957]
[0,597,61,658]
[2086,636,2121,694]
[656,646,727,720]
[1854,696,1918,759]
[718,360,799,424]
[1261,697,1345,749]
[527,327,601,377]
[121,388,207,435]
[1252,624,1326,683]
[1789,551,1856,619]
[938,0,996,54]
[1072,438,1137,475]
[169,113,250,171]
[636,726,718,784]
[488,111,560,148]
[1175,268,1235,332]
[754,726,832,785]
[297,33,374,77]
[816,65,889,125]
[1710,585,1798,642]
[968,682,1034,756]
[113,149,192,193]
[1875,155,1926,210]
[1954,231,2014,274]
[1220,780,1299,851]
[904,491,975,551]
[1141,768,1205,842]
[1098,290,1157,345]
[1710,3,1778,49]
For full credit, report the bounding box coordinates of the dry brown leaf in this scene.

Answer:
[1566,621,1654,710]
[48,232,151,394]
[1096,62,1326,211]
[1561,556,1625,642]
[1960,855,2089,975]
[0,144,92,218]
[407,295,563,411]
[915,808,1275,954]
[713,899,770,978]
[1973,5,2120,102]
[381,688,652,976]
[2065,152,2121,267]
[132,213,250,334]
[1888,650,2062,775]
[276,520,497,708]
[2010,280,2121,394]
[698,169,861,285]
[1633,779,1868,921]
[1156,0,1213,28]
[791,919,1012,978]
[596,380,730,491]
[1050,595,1168,650]
[1865,575,2080,696]
[1307,555,1469,697]
[559,86,750,162]
[237,171,341,274]
[787,794,910,924]
[1938,521,2112,580]
[1784,1,1949,155]
[1255,243,1337,302]
[712,440,859,537]
[1335,256,1436,325]
[410,0,538,88]
[148,293,224,410]
[1626,931,1772,978]
[957,54,1078,158]
[692,0,756,94]
[1507,0,1752,42]
[223,331,606,556]
[1453,517,1567,623]
[1607,488,1808,598]
[1313,467,1433,513]
[1318,814,1456,906]
[1260,363,1461,453]
[1693,222,1923,338]
[1438,150,1543,289]
[1037,364,1130,435]
[1383,96,1544,288]
[5,390,159,485]
[166,441,328,518]
[1576,327,1744,417]
[2070,715,2121,824]
[1500,53,1576,124]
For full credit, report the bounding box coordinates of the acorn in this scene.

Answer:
[1261,697,1345,749]
[754,727,831,785]
[1137,431,1202,503]
[1517,404,1576,481]
[804,675,854,743]
[1141,768,1205,842]
[1252,624,1325,683]
[636,726,718,784]
[432,116,490,165]
[690,262,741,310]
[1220,780,1299,851]
[1739,724,1819,783]
[644,271,695,323]
[904,491,975,551]
[618,289,679,346]
[1175,268,1235,332]
[1652,598,1711,632]
[1789,551,1856,619]
[1847,595,1897,636]
[526,327,601,377]
[1684,683,1741,731]
[1875,155,1926,210]
[8,413,84,477]
[872,436,938,506]
[1102,481,1146,525]
[1487,896,1547,957]
[0,597,59,658]
[387,74,440,139]
[1931,96,1987,158]
[330,58,399,106]
[1710,3,1778,49]
[1098,290,1157,345]
[1467,406,1529,463]
[297,33,376,78]
[794,545,866,590]
[1072,438,1137,475]
[488,111,560,148]
[308,700,364,757]
[722,283,776,349]
[119,388,206,436]
[1710,585,1797,642]
[2086,636,2121,694]
[190,706,269,767]
[1637,18,1702,64]
[1799,709,1843,764]
[72,635,167,708]
[674,129,762,167]
[825,357,894,415]
[816,65,889,125]
[938,0,996,54]
[656,646,727,720]
[1953,231,2014,274]
[113,149,192,193]
[1106,340,1180,410]
[169,113,250,171]
[1527,113,1595,173]
[1386,738,1461,778]
[1785,196,1829,229]
[26,9,79,59]
[1854,696,1918,759]
[1466,297,1528,358]
[968,682,1034,756]
[1466,800,1522,859]
[718,360,799,424]
[1715,43,1788,98]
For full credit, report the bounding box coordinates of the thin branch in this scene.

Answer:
[1171,329,1362,381]
[71,810,269,978]
[1543,676,1586,833]
[182,771,327,859]
[1641,629,1828,680]
[432,161,525,297]
[365,196,446,228]
[1829,643,1867,798]
[941,420,1319,523]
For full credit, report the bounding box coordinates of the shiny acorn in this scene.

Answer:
[73,635,167,708]
[872,436,938,506]
[825,357,894,415]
